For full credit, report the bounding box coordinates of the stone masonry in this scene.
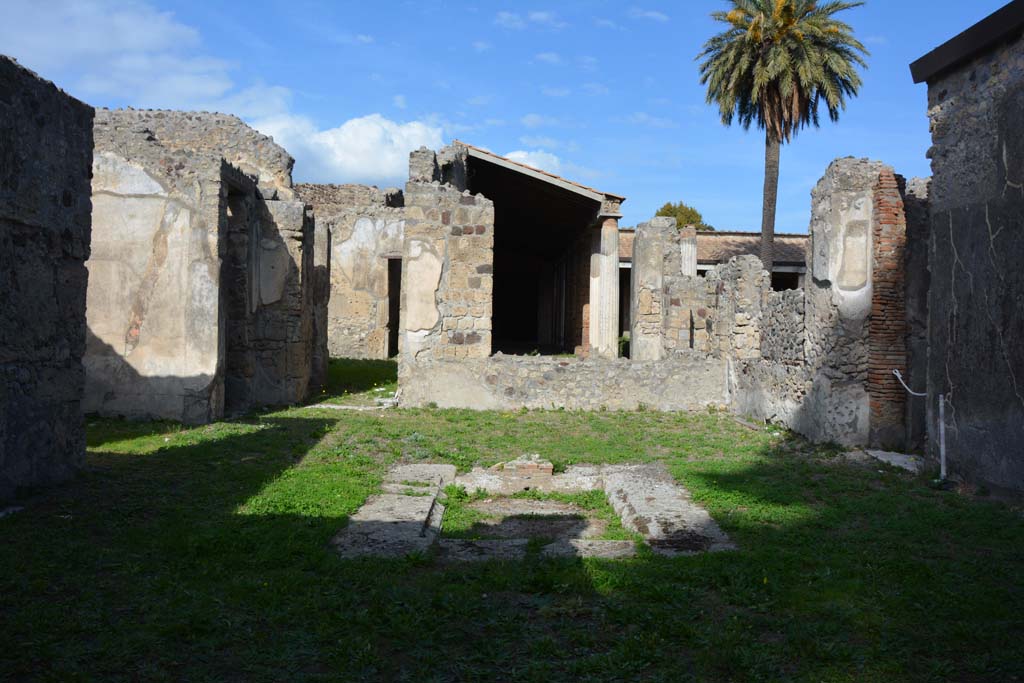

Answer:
[0,57,94,499]
[295,183,405,359]
[85,109,327,423]
[916,23,1024,489]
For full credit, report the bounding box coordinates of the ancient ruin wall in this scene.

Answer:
[87,117,323,422]
[728,159,912,448]
[868,169,909,448]
[95,109,295,199]
[0,57,93,499]
[398,181,494,364]
[86,137,233,423]
[399,356,728,410]
[903,178,930,452]
[924,34,1024,489]
[295,184,405,359]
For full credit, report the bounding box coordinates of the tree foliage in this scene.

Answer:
[697,0,868,143]
[655,201,715,231]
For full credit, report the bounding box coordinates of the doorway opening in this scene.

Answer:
[387,257,402,358]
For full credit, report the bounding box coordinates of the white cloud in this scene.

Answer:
[527,11,568,28]
[0,0,238,108]
[577,55,599,71]
[535,52,563,65]
[253,113,444,186]
[521,113,560,128]
[583,82,610,96]
[505,150,562,173]
[621,112,678,128]
[495,11,526,29]
[1,0,445,188]
[466,95,492,106]
[629,7,670,22]
[595,17,620,29]
[496,10,567,30]
[541,87,570,97]
[393,94,407,110]
[472,41,492,52]
[520,135,560,148]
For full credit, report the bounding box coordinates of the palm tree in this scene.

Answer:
[697,0,867,271]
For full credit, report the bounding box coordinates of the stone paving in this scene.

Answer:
[331,455,735,561]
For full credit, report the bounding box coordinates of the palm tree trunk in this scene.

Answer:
[760,130,780,274]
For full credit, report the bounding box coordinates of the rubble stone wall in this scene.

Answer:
[95,109,295,199]
[625,159,911,447]
[296,183,405,359]
[924,34,1024,489]
[0,57,94,499]
[399,355,728,411]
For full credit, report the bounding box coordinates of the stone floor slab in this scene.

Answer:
[864,450,926,474]
[602,464,735,556]
[540,539,638,559]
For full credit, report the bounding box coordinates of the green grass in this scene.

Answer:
[440,486,638,542]
[1,375,1023,681]
[313,357,398,406]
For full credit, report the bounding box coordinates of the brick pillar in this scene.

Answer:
[868,170,908,448]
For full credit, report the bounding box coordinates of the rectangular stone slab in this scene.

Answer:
[601,464,735,556]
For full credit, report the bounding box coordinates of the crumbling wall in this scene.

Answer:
[95,109,295,199]
[87,113,322,422]
[0,57,93,499]
[86,126,229,423]
[924,34,1024,489]
[295,183,405,359]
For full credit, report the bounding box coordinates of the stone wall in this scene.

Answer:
[86,113,323,423]
[903,178,930,451]
[86,128,231,423]
[95,109,295,199]
[399,181,495,364]
[923,33,1024,489]
[0,57,93,499]
[295,183,405,359]
[399,355,728,411]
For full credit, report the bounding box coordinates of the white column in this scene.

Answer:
[590,217,619,358]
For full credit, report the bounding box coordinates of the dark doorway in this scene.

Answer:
[465,155,601,356]
[387,258,402,358]
[771,271,801,291]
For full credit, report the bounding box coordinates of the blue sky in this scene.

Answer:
[1,1,1008,231]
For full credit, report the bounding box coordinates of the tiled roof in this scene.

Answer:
[456,140,625,201]
[697,231,808,266]
[618,229,808,267]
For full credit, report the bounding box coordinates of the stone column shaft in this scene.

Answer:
[590,217,620,358]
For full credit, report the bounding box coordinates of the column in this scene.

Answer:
[589,216,620,358]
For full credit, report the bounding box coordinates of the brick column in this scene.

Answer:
[868,170,908,448]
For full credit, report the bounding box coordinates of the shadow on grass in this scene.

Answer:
[1,421,1022,682]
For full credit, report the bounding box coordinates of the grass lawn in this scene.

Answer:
[1,360,1022,681]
